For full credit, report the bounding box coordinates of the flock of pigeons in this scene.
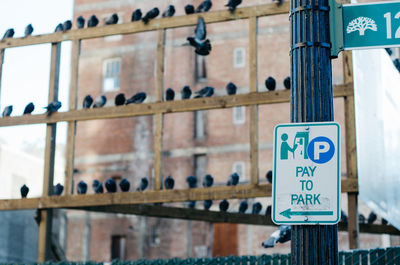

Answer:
[1,77,290,117]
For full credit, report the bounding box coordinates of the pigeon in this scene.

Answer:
[137,177,149,191]
[119,178,130,192]
[2,105,13,117]
[227,172,240,186]
[204,200,213,210]
[105,178,117,193]
[63,20,72,32]
[162,5,176,17]
[54,183,64,196]
[44,101,62,116]
[186,175,197,188]
[185,4,195,15]
[196,0,213,13]
[105,13,119,25]
[283,76,290,89]
[225,0,242,13]
[226,82,237,95]
[386,48,393,56]
[266,170,272,184]
[92,180,104,194]
[23,102,35,115]
[188,201,196,209]
[82,95,93,109]
[202,174,214,187]
[93,95,107,108]
[77,180,88,194]
[367,212,377,225]
[142,8,160,24]
[132,9,143,22]
[275,0,284,6]
[358,213,366,224]
[382,218,388,225]
[187,17,212,56]
[165,88,175,101]
[265,76,276,91]
[20,184,29,198]
[238,200,248,213]
[24,24,34,37]
[394,59,400,71]
[266,205,272,216]
[181,86,192,99]
[262,225,291,248]
[340,210,348,224]
[194,86,214,98]
[164,175,175,190]
[115,93,126,106]
[76,16,85,29]
[54,23,64,32]
[252,202,262,214]
[2,28,15,40]
[88,15,99,27]
[126,92,146,104]
[219,199,229,212]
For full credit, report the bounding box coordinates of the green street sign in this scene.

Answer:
[329,0,400,57]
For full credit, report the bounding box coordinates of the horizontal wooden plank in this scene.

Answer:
[0,3,289,49]
[0,178,357,211]
[0,84,352,128]
[74,204,400,235]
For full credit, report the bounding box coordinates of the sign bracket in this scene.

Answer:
[329,0,344,58]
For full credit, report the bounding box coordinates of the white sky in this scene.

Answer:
[0,0,74,148]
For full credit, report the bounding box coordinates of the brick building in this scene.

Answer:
[64,0,392,261]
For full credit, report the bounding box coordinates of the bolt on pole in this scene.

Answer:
[289,0,338,263]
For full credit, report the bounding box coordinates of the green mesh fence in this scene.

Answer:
[4,246,400,265]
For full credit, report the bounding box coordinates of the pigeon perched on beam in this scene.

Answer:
[119,178,130,192]
[266,205,272,216]
[2,28,15,40]
[226,82,237,95]
[105,178,117,193]
[105,13,119,25]
[63,20,72,32]
[252,202,262,214]
[227,172,239,186]
[2,105,13,117]
[77,181,88,194]
[185,4,195,15]
[23,102,35,115]
[181,86,192,99]
[358,213,366,224]
[76,16,85,29]
[283,76,291,90]
[265,76,276,91]
[204,200,213,210]
[165,88,175,101]
[340,210,348,224]
[266,170,272,184]
[44,101,61,116]
[20,184,29,198]
[132,9,142,22]
[194,86,214,98]
[164,175,175,190]
[187,17,212,56]
[188,201,197,209]
[137,177,149,191]
[92,180,104,194]
[367,211,377,225]
[186,175,197,188]
[88,15,99,27]
[162,5,176,17]
[239,200,248,213]
[219,199,229,212]
[142,8,160,24]
[202,174,214,187]
[24,24,34,37]
[262,225,291,248]
[54,183,64,196]
[82,95,93,109]
[115,93,126,106]
[196,0,212,13]
[93,95,106,108]
[126,92,146,104]
[54,23,64,32]
[225,0,242,13]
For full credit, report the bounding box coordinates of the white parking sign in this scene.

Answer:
[272,122,341,225]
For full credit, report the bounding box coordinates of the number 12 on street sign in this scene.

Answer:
[272,123,341,225]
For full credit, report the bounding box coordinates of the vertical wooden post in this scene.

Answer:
[38,42,61,262]
[343,50,359,249]
[249,16,259,185]
[65,40,81,195]
[0,49,4,111]
[154,29,166,190]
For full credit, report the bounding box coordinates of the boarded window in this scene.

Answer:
[233,106,245,125]
[233,48,245,68]
[103,58,121,92]
[111,235,126,260]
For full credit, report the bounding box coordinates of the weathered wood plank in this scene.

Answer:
[0,83,353,128]
[0,3,289,49]
[0,178,357,211]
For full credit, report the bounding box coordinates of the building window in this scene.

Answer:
[232,161,245,180]
[103,58,121,92]
[111,235,126,260]
[150,226,160,245]
[195,54,207,82]
[233,48,245,68]
[194,154,207,178]
[233,106,245,125]
[194,111,206,139]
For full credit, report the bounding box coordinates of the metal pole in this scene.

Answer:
[290,0,338,263]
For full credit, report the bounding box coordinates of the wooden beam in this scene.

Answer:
[65,40,81,195]
[72,204,400,236]
[0,3,290,49]
[0,83,353,128]
[153,29,166,191]
[249,17,259,185]
[0,179,357,211]
[38,42,61,263]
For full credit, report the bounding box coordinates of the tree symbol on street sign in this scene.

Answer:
[346,17,377,36]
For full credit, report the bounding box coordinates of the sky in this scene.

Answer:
[0,0,74,149]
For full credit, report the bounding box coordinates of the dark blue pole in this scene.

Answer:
[290,0,338,263]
